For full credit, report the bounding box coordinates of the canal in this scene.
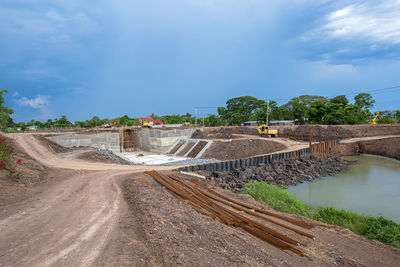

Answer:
[287,154,400,223]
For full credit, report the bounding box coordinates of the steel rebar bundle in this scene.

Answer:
[145,171,315,257]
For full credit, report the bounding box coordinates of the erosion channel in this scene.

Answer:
[287,154,400,223]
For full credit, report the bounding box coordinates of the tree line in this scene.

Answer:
[0,89,399,130]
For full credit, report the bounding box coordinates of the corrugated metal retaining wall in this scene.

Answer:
[177,139,340,172]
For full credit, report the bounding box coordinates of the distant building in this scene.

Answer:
[241,121,258,126]
[269,120,295,126]
[28,125,38,131]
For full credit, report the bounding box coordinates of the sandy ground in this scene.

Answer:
[0,133,400,266]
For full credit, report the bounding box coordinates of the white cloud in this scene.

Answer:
[17,95,50,109]
[45,10,67,22]
[304,1,400,44]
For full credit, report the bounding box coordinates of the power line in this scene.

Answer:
[271,84,400,103]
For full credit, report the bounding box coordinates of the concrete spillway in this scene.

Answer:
[44,128,216,165]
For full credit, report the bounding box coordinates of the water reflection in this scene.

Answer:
[287,154,400,223]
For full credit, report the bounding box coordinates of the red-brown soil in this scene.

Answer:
[177,142,196,156]
[96,172,400,266]
[168,142,184,154]
[334,137,400,160]
[202,139,286,160]
[201,124,400,139]
[187,141,208,158]
[278,124,400,139]
[191,129,238,139]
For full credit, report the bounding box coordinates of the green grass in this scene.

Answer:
[241,181,400,248]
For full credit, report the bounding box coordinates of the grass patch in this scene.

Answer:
[241,181,400,248]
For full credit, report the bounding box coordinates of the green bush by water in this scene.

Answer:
[241,182,400,248]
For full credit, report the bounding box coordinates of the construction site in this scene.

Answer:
[1,124,400,266]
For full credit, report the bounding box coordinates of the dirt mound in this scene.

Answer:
[191,130,236,139]
[75,151,116,163]
[198,126,259,137]
[191,129,237,139]
[202,139,286,160]
[206,156,349,191]
[280,124,400,139]
[35,135,72,153]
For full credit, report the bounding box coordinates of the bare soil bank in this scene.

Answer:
[205,156,348,191]
[191,129,238,139]
[335,137,400,160]
[279,124,400,139]
[0,136,76,207]
[108,172,400,266]
[202,139,286,160]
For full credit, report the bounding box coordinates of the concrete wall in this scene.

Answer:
[137,128,199,153]
[46,132,120,151]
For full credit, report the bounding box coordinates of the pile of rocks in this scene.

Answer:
[206,156,349,191]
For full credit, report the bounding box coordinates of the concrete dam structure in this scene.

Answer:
[46,128,202,154]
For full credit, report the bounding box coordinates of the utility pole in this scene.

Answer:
[195,107,198,126]
[266,98,270,127]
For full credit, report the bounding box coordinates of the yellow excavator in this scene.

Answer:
[370,109,380,124]
[257,124,278,137]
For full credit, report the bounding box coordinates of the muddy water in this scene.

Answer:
[287,154,400,223]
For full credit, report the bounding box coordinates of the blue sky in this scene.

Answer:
[1,0,399,122]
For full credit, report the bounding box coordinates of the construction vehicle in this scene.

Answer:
[139,117,164,128]
[370,109,380,124]
[257,124,278,137]
[257,98,278,137]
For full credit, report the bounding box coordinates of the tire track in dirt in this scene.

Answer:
[0,134,175,266]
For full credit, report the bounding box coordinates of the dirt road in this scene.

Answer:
[0,134,173,266]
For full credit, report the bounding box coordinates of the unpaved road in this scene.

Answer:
[1,133,400,266]
[0,134,174,266]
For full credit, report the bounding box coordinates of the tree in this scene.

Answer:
[119,115,131,126]
[88,116,101,127]
[218,96,265,125]
[58,115,71,125]
[254,101,278,123]
[307,100,326,124]
[330,95,349,106]
[324,102,345,124]
[0,89,14,129]
[292,98,307,122]
[354,93,375,110]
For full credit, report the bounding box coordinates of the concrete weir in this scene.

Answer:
[45,128,214,165]
[46,132,120,151]
[135,128,199,153]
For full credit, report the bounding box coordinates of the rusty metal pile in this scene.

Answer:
[145,171,315,257]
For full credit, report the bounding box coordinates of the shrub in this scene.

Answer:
[377,118,395,124]
[0,136,22,179]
